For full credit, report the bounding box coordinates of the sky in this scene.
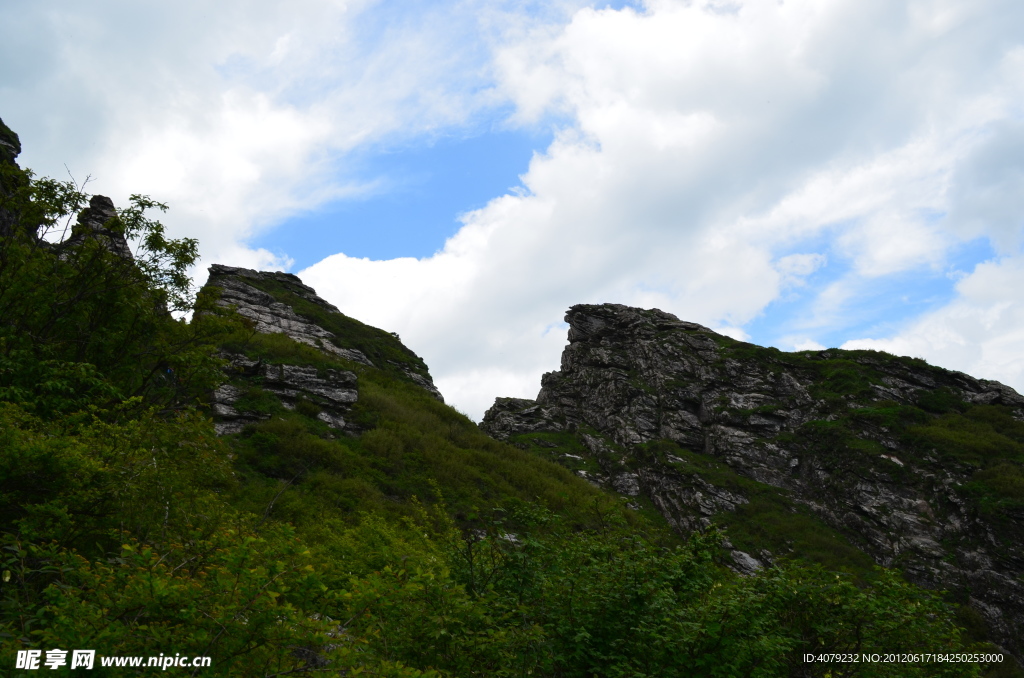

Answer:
[3,0,1024,420]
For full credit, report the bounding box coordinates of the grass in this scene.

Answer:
[505,430,601,475]
[218,325,649,546]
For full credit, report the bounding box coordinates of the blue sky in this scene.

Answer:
[745,235,999,351]
[4,0,1024,418]
[252,126,552,267]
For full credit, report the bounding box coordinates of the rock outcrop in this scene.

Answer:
[482,303,1024,659]
[202,265,443,435]
[0,117,26,239]
[61,195,134,260]
[212,353,358,435]
[208,264,375,366]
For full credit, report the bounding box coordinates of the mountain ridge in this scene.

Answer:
[3,113,1017,675]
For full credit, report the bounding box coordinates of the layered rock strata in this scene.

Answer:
[482,303,1024,659]
[208,264,374,366]
[205,264,442,402]
[212,353,358,435]
[202,265,443,436]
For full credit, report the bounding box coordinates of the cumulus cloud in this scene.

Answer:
[7,0,1024,417]
[777,253,827,286]
[302,0,1024,416]
[947,117,1024,253]
[843,255,1024,388]
[1,0,575,269]
[793,339,828,352]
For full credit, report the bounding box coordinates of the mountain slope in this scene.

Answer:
[482,303,1024,660]
[199,265,625,530]
[0,115,1004,676]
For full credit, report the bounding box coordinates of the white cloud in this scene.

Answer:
[1,0,568,271]
[713,326,752,342]
[947,116,1024,253]
[7,0,1024,417]
[304,0,1024,418]
[793,339,827,352]
[776,253,827,285]
[843,255,1024,392]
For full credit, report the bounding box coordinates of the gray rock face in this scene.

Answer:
[730,550,764,576]
[62,196,134,260]
[640,470,749,533]
[203,265,444,436]
[482,303,1024,659]
[208,264,374,365]
[205,264,442,402]
[213,353,358,435]
[483,397,565,440]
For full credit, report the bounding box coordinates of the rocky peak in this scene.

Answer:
[207,264,375,366]
[482,302,1024,660]
[201,265,443,435]
[565,303,709,345]
[63,195,134,260]
[0,116,20,164]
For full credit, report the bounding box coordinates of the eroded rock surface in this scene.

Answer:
[212,353,358,435]
[208,264,374,365]
[62,195,134,260]
[203,265,444,435]
[204,264,442,401]
[482,303,1024,659]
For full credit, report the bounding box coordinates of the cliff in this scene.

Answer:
[482,303,1024,659]
[0,117,25,239]
[201,264,443,434]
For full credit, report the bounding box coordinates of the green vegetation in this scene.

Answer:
[713,334,1024,528]
[228,371,619,532]
[0,128,1006,675]
[636,441,880,580]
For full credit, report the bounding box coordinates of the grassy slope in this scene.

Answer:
[209,279,663,550]
[715,338,1024,520]
[209,281,1022,671]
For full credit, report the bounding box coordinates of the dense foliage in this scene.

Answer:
[0,119,1004,675]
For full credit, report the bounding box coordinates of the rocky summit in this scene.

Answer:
[482,303,1024,659]
[61,195,134,260]
[202,264,443,434]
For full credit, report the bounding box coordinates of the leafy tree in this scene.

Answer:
[0,184,232,415]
